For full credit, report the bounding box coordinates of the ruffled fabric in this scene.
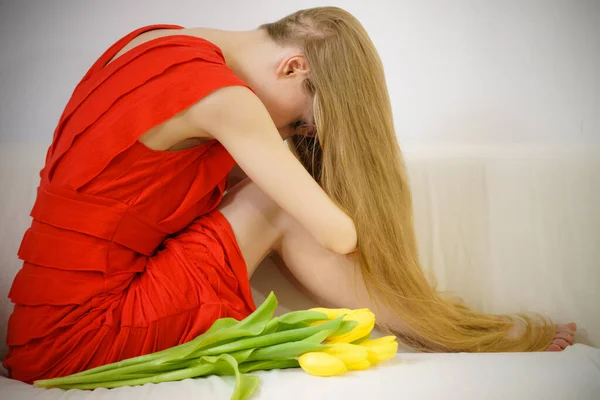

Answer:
[4,25,256,383]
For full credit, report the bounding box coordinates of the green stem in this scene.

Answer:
[244,330,330,362]
[56,340,197,380]
[46,363,216,390]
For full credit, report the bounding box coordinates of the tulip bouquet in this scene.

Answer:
[35,292,398,400]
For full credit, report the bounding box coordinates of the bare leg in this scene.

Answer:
[219,179,576,350]
[219,179,408,333]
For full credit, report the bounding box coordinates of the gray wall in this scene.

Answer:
[1,0,598,146]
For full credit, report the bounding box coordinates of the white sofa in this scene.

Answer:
[1,141,599,399]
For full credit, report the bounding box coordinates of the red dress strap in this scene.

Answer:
[45,25,184,169]
[86,24,185,77]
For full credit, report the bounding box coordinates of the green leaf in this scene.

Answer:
[275,322,309,331]
[236,292,278,330]
[205,317,240,333]
[200,354,260,400]
[176,292,279,359]
[238,359,299,373]
[275,310,328,332]
[262,317,280,335]
[333,320,359,336]
[277,310,328,325]
[196,315,344,357]
[244,330,331,362]
[225,349,256,364]
[233,375,260,400]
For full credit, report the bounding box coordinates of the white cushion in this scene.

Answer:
[1,344,599,399]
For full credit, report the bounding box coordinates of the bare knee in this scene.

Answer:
[220,178,283,223]
[219,178,331,270]
[218,178,289,271]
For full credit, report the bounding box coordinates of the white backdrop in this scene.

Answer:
[0,0,598,145]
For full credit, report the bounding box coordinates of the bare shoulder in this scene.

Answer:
[185,85,271,139]
[139,82,259,151]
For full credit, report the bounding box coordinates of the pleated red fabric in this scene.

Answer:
[4,25,256,383]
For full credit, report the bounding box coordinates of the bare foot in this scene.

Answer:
[545,323,577,351]
[507,321,577,351]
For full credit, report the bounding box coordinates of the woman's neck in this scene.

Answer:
[186,27,299,87]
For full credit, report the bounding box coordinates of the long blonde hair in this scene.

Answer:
[261,7,555,352]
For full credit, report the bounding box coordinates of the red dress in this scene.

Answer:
[3,25,256,383]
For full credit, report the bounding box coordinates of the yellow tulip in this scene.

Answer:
[323,343,369,367]
[309,308,351,320]
[360,336,398,364]
[326,309,375,344]
[298,352,347,377]
[346,359,371,371]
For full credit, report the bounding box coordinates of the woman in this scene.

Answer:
[4,7,575,383]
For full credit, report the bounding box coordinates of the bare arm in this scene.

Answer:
[187,86,357,255]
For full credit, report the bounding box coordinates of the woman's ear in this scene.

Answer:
[279,55,310,78]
